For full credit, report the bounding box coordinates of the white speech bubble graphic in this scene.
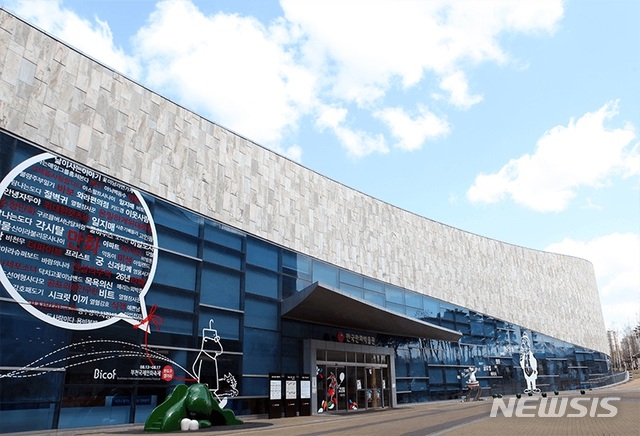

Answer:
[0,153,157,330]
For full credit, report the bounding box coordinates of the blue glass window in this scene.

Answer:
[456,322,471,336]
[200,266,241,310]
[386,302,406,315]
[445,368,460,383]
[396,379,410,392]
[203,222,244,250]
[242,376,268,396]
[510,326,522,344]
[395,347,411,377]
[245,267,279,299]
[156,310,194,335]
[340,270,363,287]
[198,308,240,341]
[469,312,484,336]
[0,134,38,175]
[409,349,427,377]
[282,251,311,278]
[429,368,444,384]
[282,275,312,298]
[243,329,280,373]
[1,400,58,432]
[363,290,385,306]
[153,199,201,237]
[196,353,242,390]
[312,260,338,287]
[0,301,69,370]
[439,303,456,321]
[454,308,469,324]
[422,298,439,320]
[363,277,384,293]
[146,284,195,313]
[156,225,199,257]
[154,251,198,290]
[405,291,422,309]
[385,285,404,305]
[203,243,242,270]
[244,297,279,331]
[412,379,428,391]
[483,321,497,339]
[340,283,364,299]
[246,237,278,271]
[281,337,302,374]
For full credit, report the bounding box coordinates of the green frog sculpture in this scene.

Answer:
[144,383,242,431]
[145,320,242,431]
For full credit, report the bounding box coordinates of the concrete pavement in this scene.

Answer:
[10,376,639,436]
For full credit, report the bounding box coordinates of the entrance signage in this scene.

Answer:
[337,330,375,345]
[285,374,298,417]
[269,373,283,419]
[299,374,311,416]
[0,153,157,331]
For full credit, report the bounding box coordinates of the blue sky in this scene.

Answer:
[3,0,638,332]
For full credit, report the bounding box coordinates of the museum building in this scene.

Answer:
[0,9,611,432]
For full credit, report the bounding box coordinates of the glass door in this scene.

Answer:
[364,367,390,409]
[321,366,346,412]
[380,367,390,408]
[335,367,347,411]
[367,368,381,409]
[346,366,359,410]
[356,366,367,410]
[313,344,393,413]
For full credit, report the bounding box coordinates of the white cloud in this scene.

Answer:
[316,104,388,157]
[375,106,450,151]
[282,144,303,163]
[467,101,639,212]
[439,71,483,109]
[582,198,603,211]
[5,0,567,159]
[278,0,563,155]
[4,0,141,79]
[545,233,640,330]
[281,0,562,106]
[133,0,317,150]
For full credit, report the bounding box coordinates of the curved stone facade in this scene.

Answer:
[0,10,608,353]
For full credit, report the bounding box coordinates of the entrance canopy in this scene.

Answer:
[281,282,461,342]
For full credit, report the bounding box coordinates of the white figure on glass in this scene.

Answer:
[192,319,238,407]
[520,333,540,394]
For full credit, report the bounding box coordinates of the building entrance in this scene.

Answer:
[309,340,394,413]
[317,362,390,412]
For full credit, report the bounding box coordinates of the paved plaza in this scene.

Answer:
[12,376,639,436]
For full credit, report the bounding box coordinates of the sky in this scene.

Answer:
[2,0,639,333]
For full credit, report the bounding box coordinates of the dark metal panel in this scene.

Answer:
[281,282,461,342]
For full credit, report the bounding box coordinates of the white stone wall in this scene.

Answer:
[0,10,609,353]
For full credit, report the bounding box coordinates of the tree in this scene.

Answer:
[618,323,640,370]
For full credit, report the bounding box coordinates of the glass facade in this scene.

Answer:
[0,131,610,432]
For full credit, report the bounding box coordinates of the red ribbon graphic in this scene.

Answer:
[134,304,164,366]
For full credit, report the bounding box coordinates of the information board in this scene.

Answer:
[268,373,283,419]
[270,378,282,400]
[299,374,311,416]
[285,378,297,400]
[284,374,298,417]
